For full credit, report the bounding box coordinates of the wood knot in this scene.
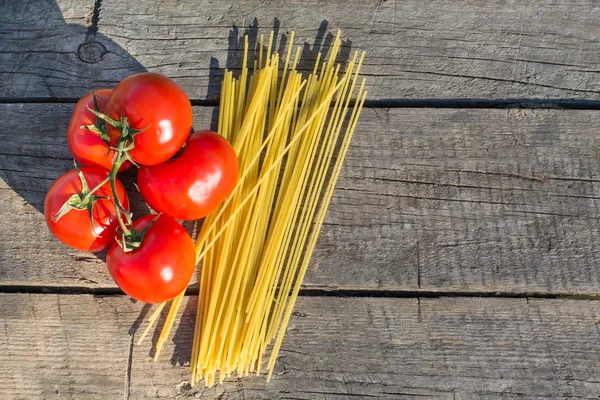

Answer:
[77,41,107,64]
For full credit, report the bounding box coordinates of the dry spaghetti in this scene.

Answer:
[141,30,367,387]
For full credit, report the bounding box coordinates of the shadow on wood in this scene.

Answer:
[206,18,353,130]
[0,0,146,215]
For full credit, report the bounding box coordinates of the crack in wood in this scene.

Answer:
[416,241,421,289]
[125,335,133,400]
[86,0,101,41]
[400,69,600,95]
[77,0,107,64]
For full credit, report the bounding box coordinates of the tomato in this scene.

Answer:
[67,89,132,172]
[106,73,193,166]
[44,168,130,252]
[138,131,238,220]
[106,214,196,303]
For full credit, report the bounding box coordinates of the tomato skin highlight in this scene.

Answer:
[44,168,130,252]
[67,89,132,172]
[106,73,193,166]
[106,214,196,303]
[138,131,239,220]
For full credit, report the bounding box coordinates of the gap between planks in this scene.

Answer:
[2,98,600,110]
[1,285,599,301]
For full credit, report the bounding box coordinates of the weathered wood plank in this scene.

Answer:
[0,0,99,98]
[326,107,600,294]
[0,294,134,399]
[2,0,600,100]
[1,294,599,399]
[2,104,600,294]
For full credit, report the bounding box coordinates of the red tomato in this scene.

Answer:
[106,73,193,166]
[106,214,196,303]
[67,89,132,172]
[44,168,130,252]
[138,131,238,220]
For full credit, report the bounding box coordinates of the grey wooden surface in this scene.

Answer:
[3,104,600,294]
[2,294,599,399]
[2,0,600,100]
[1,0,600,398]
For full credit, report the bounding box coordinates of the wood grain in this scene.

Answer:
[2,104,600,294]
[2,0,600,100]
[325,107,600,294]
[0,294,134,399]
[1,294,599,399]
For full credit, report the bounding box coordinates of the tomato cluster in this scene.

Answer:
[45,73,239,303]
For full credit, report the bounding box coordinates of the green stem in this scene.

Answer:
[81,173,111,201]
[109,135,132,236]
[91,113,152,252]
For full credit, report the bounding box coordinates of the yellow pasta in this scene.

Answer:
[140,29,367,388]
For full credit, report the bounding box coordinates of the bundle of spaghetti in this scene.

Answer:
[144,30,367,388]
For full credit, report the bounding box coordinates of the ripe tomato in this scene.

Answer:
[44,168,130,252]
[106,214,196,303]
[138,131,238,220]
[67,89,132,172]
[106,73,193,166]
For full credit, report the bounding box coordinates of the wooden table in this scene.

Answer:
[2,1,600,398]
